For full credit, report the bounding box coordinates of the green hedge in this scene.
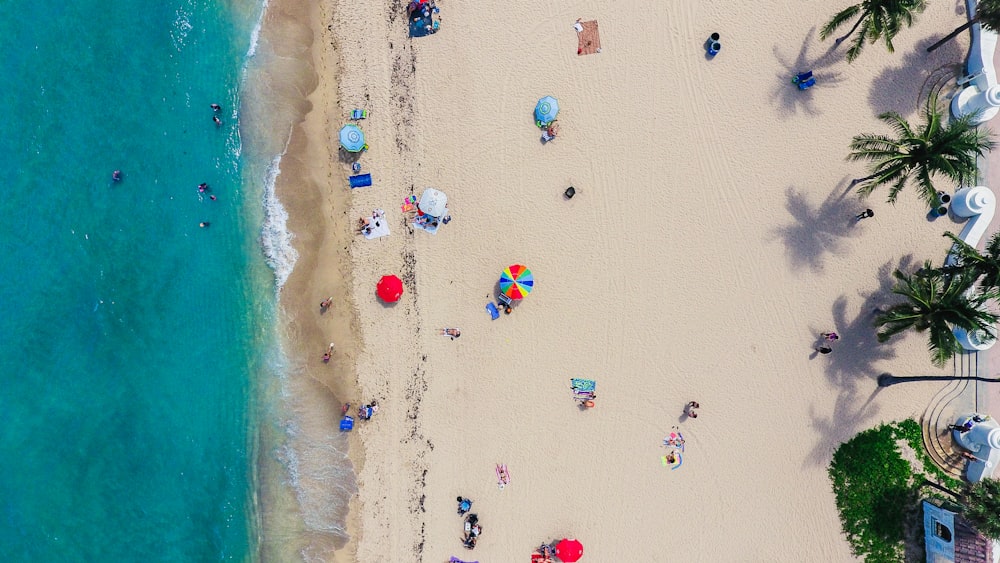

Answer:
[828,419,950,562]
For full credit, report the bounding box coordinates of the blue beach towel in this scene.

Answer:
[349,173,372,188]
[486,302,499,320]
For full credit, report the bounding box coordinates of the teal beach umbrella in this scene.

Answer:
[339,124,366,152]
[534,96,559,127]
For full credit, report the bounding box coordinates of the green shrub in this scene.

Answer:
[828,419,950,562]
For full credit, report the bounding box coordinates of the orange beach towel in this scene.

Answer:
[577,20,601,55]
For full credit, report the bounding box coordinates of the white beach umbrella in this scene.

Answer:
[419,188,448,218]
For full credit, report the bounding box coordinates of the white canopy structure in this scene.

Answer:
[419,188,448,218]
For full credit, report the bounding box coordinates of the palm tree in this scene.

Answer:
[848,98,995,208]
[820,0,926,62]
[927,0,1000,53]
[930,231,1000,289]
[962,479,1000,540]
[874,262,998,366]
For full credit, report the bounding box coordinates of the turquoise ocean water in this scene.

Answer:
[0,1,283,559]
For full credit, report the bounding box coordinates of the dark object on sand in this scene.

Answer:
[564,186,576,199]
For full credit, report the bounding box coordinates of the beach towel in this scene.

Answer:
[486,302,500,320]
[496,463,510,489]
[577,20,601,55]
[449,558,478,563]
[349,173,372,188]
[661,453,682,470]
[571,378,596,392]
[363,218,390,240]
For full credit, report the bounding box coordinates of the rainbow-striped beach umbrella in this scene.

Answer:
[500,264,534,300]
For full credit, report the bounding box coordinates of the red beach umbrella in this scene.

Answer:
[555,538,583,562]
[377,275,403,302]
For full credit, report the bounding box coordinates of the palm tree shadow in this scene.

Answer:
[772,27,846,116]
[801,255,918,467]
[867,35,965,117]
[772,182,859,272]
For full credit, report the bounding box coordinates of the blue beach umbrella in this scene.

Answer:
[339,124,366,152]
[534,96,559,127]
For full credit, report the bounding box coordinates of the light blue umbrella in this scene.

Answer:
[339,124,366,152]
[534,96,559,127]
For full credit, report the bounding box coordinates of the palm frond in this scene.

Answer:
[821,5,862,40]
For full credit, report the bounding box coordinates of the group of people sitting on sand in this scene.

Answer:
[357,209,385,236]
[406,0,440,35]
[358,400,379,421]
[456,497,482,549]
[531,543,557,563]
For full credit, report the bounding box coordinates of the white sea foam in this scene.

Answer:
[246,0,269,59]
[259,149,298,291]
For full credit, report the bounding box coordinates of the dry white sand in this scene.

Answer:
[267,0,995,560]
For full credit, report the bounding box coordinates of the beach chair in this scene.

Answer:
[339,416,354,432]
[349,173,372,188]
[351,109,368,120]
[486,302,500,320]
[797,77,816,90]
[496,293,513,308]
[792,71,813,84]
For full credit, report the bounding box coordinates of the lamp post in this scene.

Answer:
[878,372,1000,387]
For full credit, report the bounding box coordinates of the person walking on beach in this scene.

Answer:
[320,297,333,310]
[855,209,874,221]
[685,401,699,418]
[948,420,974,433]
[322,342,334,363]
[821,332,839,341]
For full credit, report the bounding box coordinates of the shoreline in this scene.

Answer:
[247,0,365,559]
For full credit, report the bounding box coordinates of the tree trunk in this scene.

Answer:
[850,173,879,187]
[836,14,867,44]
[927,19,979,53]
[878,373,1000,386]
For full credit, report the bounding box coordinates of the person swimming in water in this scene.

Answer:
[198,183,209,193]
[213,115,222,126]
[199,222,210,228]
[112,170,122,182]
[210,103,221,111]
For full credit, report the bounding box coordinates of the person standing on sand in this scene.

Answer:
[322,342,334,363]
[855,209,874,221]
[685,401,699,418]
[821,332,839,341]
[320,297,333,310]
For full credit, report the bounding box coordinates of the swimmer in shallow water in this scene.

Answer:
[112,170,122,182]
[210,103,221,111]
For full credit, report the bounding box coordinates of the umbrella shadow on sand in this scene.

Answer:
[802,255,919,468]
[772,182,864,273]
[772,27,846,117]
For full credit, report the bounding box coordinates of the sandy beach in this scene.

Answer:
[261,0,993,560]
